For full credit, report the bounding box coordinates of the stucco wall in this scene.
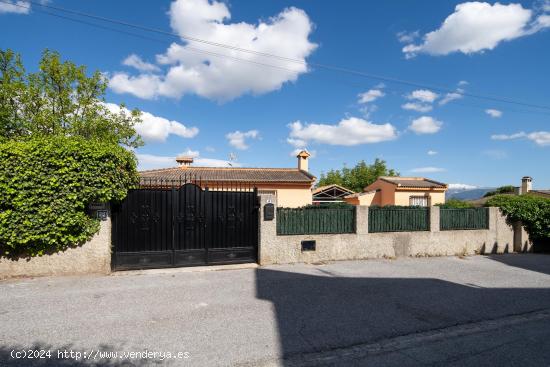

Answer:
[0,209,112,279]
[344,191,379,206]
[394,190,446,206]
[259,195,527,265]
[276,187,313,207]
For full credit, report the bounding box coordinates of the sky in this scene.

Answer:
[1,0,549,190]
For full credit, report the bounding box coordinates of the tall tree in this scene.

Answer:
[0,49,143,148]
[317,159,399,193]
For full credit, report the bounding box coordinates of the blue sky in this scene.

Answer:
[1,0,549,189]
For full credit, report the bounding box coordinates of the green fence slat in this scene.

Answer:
[276,206,356,235]
[440,208,489,231]
[368,207,430,233]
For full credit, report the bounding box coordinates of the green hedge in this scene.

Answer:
[368,206,430,232]
[277,206,356,235]
[0,136,138,258]
[486,195,550,242]
[440,208,489,230]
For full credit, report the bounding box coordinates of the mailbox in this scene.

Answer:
[264,203,275,221]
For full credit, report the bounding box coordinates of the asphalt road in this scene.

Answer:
[1,254,550,366]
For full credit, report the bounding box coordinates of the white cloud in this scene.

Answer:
[485,108,503,118]
[490,131,550,146]
[358,89,385,104]
[403,2,550,58]
[483,149,507,159]
[109,73,162,99]
[427,150,438,155]
[122,54,160,72]
[410,167,446,173]
[109,0,317,102]
[409,116,443,134]
[402,89,439,112]
[448,183,477,190]
[491,132,526,140]
[0,0,29,14]
[287,137,307,148]
[103,102,199,142]
[439,91,463,105]
[407,89,439,103]
[225,130,259,150]
[401,102,433,113]
[397,30,420,43]
[288,117,397,146]
[458,80,469,86]
[137,151,239,170]
[527,131,550,146]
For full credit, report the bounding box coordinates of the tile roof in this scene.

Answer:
[531,190,550,196]
[139,166,315,184]
[379,176,447,189]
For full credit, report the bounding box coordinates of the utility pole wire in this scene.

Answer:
[2,0,550,112]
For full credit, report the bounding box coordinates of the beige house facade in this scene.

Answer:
[139,150,315,208]
[344,176,447,206]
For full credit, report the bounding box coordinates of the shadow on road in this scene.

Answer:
[486,254,550,276]
[255,266,550,366]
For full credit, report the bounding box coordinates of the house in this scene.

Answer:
[139,150,316,208]
[312,184,356,205]
[344,176,448,206]
[518,176,550,199]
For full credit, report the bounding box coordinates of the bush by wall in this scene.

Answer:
[440,208,489,230]
[0,136,138,258]
[486,195,550,243]
[436,199,474,209]
[368,206,430,233]
[277,206,356,235]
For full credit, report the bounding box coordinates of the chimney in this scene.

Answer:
[297,150,310,172]
[176,155,194,168]
[520,176,532,194]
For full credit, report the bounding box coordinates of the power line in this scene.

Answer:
[3,0,550,113]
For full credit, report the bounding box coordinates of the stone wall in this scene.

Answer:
[0,207,112,279]
[258,195,531,265]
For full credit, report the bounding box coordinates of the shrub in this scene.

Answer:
[483,185,516,197]
[437,199,474,209]
[303,202,354,209]
[0,136,138,258]
[486,195,550,242]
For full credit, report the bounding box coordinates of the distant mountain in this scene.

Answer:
[447,188,495,201]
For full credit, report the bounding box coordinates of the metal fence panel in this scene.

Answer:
[277,207,356,235]
[440,208,489,230]
[368,207,430,233]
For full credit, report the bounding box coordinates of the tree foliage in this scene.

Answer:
[0,49,143,148]
[483,185,516,198]
[317,159,399,193]
[0,136,138,258]
[436,198,474,209]
[486,195,550,241]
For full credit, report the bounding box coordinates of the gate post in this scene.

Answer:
[258,192,277,265]
[430,206,440,232]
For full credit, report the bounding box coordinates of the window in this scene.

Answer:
[409,196,429,207]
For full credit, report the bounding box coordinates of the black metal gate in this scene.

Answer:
[112,180,259,270]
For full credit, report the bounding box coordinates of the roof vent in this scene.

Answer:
[176,156,194,167]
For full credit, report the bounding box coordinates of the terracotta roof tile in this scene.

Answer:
[379,176,447,189]
[139,166,315,184]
